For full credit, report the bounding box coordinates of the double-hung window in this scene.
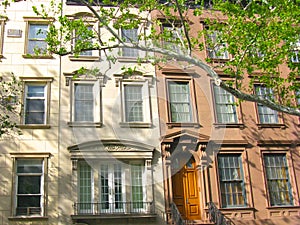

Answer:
[217,154,246,208]
[167,81,192,123]
[24,83,47,125]
[213,84,237,123]
[162,23,183,53]
[27,23,48,55]
[121,28,138,57]
[70,79,101,126]
[124,85,143,122]
[255,84,278,124]
[206,30,229,60]
[75,25,93,56]
[120,80,151,127]
[15,159,44,216]
[263,154,293,206]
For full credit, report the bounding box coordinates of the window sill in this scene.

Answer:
[167,122,201,128]
[69,55,100,61]
[214,123,245,129]
[208,58,230,63]
[8,216,48,221]
[119,122,152,128]
[266,205,300,209]
[22,54,53,59]
[117,57,143,62]
[257,123,286,129]
[67,122,102,127]
[18,125,51,129]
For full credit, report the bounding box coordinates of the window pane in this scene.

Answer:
[17,159,43,173]
[74,83,94,122]
[18,176,41,194]
[168,82,192,123]
[78,162,92,211]
[17,196,41,208]
[264,154,293,206]
[124,85,143,122]
[218,154,246,207]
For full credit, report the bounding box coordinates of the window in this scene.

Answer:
[24,83,47,125]
[291,40,300,63]
[74,83,94,122]
[75,26,93,56]
[26,23,48,55]
[15,159,44,216]
[255,85,278,124]
[78,161,92,213]
[131,164,144,210]
[121,28,138,57]
[162,23,183,53]
[206,30,229,60]
[70,79,101,126]
[76,161,146,214]
[217,154,246,208]
[167,81,192,123]
[120,80,151,127]
[213,84,237,123]
[124,85,143,122]
[0,17,6,58]
[23,17,53,58]
[263,154,293,206]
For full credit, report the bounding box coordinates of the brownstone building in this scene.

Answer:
[153,9,300,225]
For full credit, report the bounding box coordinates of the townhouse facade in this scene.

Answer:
[0,1,165,225]
[0,1,299,225]
[152,9,300,225]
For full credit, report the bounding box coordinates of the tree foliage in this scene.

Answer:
[9,0,300,116]
[0,74,22,137]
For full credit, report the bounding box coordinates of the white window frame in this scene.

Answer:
[291,40,300,63]
[23,83,47,125]
[255,84,279,124]
[120,80,151,127]
[121,27,139,58]
[213,84,238,124]
[130,163,147,213]
[167,80,193,123]
[99,163,126,213]
[69,79,102,126]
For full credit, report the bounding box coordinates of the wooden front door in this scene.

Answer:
[172,157,201,220]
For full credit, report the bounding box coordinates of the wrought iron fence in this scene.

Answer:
[73,202,154,215]
[207,202,232,225]
[170,203,186,225]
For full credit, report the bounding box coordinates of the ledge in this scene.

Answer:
[117,57,147,63]
[17,125,51,129]
[257,123,286,129]
[67,122,102,128]
[22,55,53,59]
[8,216,48,221]
[214,123,245,129]
[69,55,100,61]
[119,122,152,128]
[71,213,157,220]
[166,122,200,128]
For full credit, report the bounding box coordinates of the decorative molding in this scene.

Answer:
[113,71,153,87]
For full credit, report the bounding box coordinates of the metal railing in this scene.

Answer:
[73,202,154,215]
[170,203,186,225]
[207,202,232,225]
